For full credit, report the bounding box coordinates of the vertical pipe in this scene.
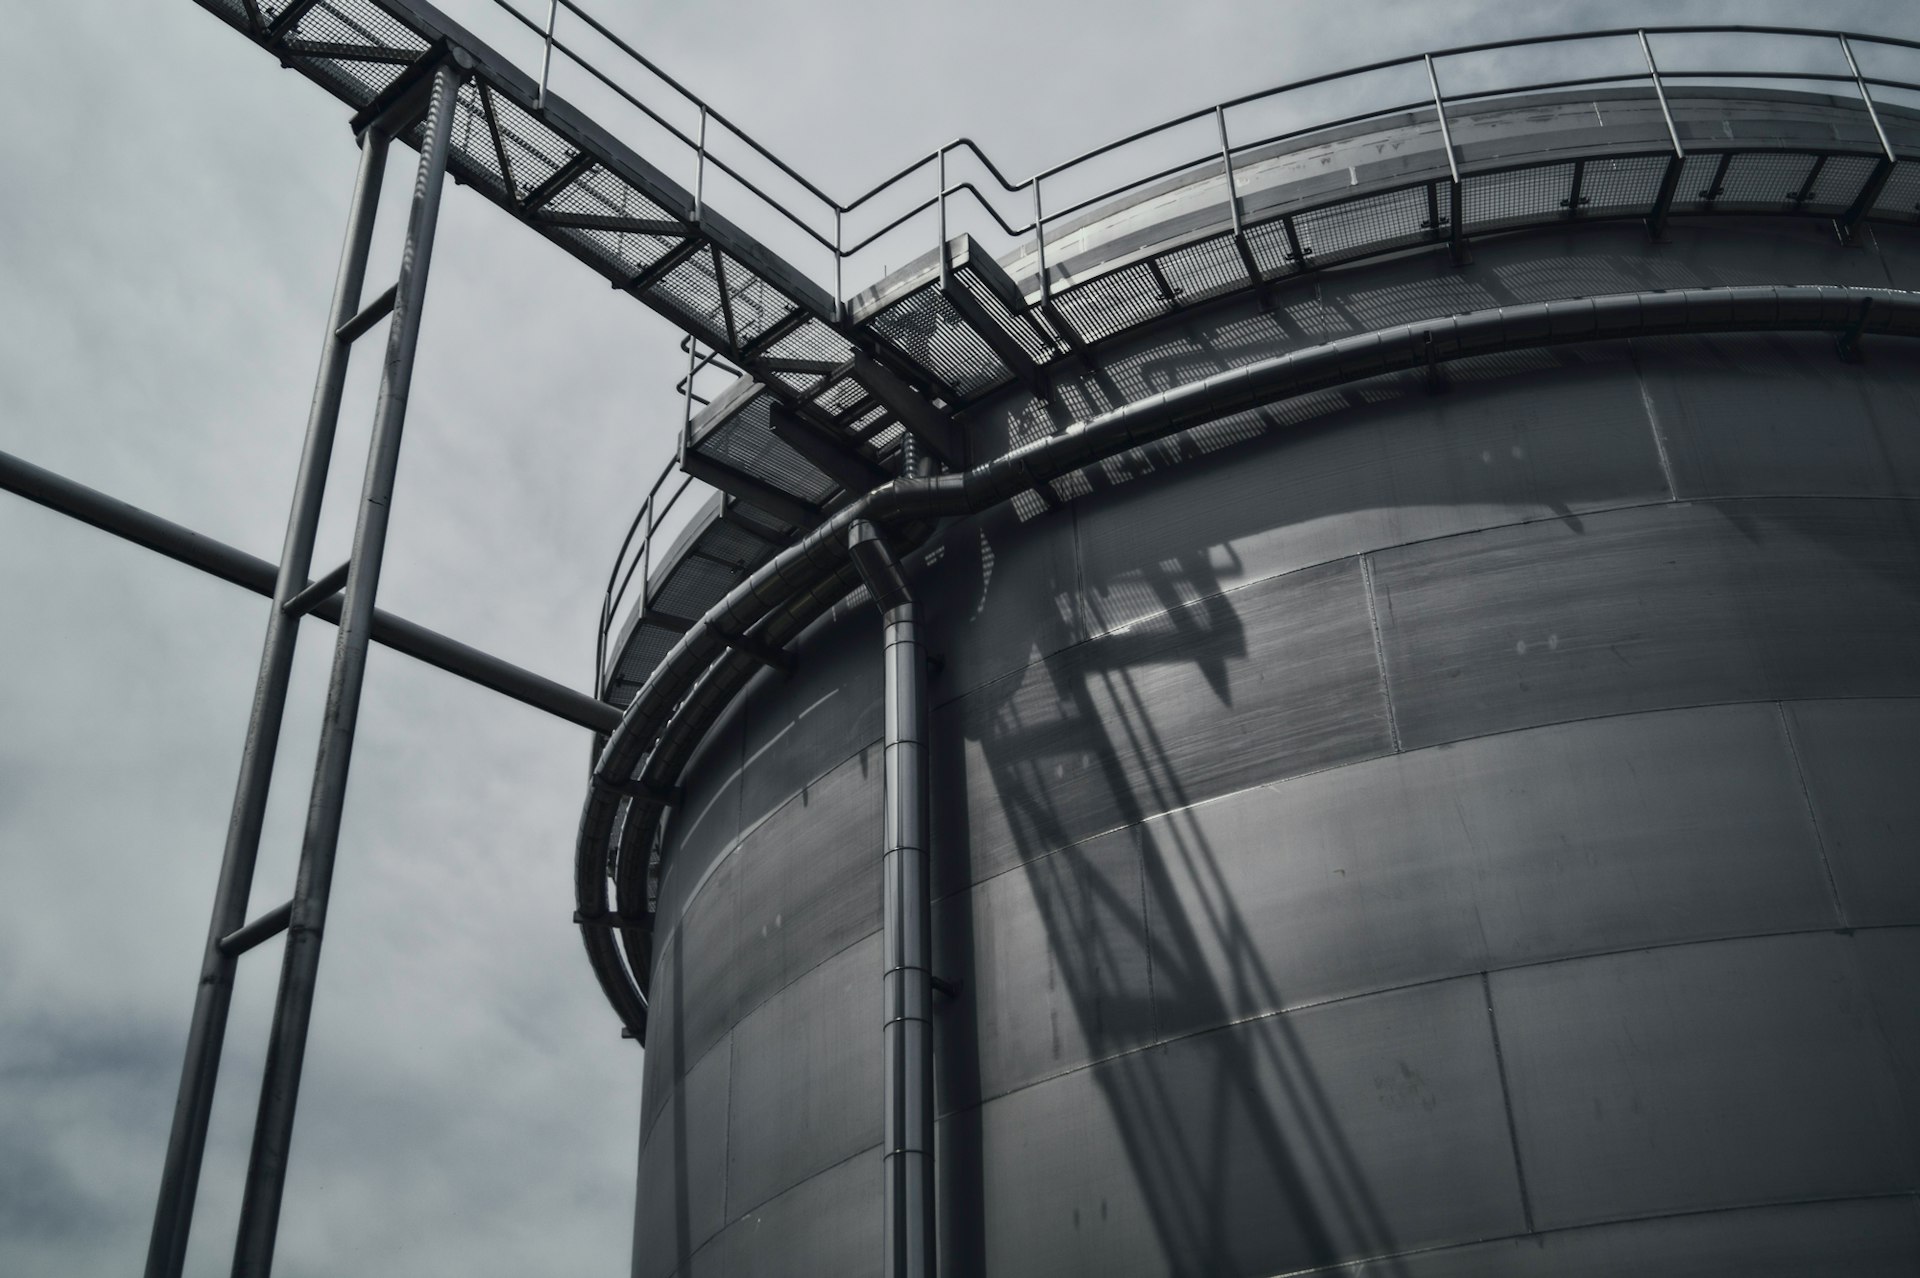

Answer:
[1031,179,1048,303]
[936,147,950,292]
[1842,36,1896,163]
[229,64,460,1278]
[833,207,845,323]
[143,123,391,1278]
[1215,105,1243,236]
[537,0,558,110]
[693,106,708,223]
[847,521,935,1278]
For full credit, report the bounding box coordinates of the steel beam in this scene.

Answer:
[142,125,390,1278]
[0,447,619,734]
[231,66,460,1274]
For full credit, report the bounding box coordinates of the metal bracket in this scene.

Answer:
[281,560,351,617]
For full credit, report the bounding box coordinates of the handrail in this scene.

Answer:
[497,11,1920,307]
[581,17,1920,692]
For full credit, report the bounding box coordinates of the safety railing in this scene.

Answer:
[579,18,1920,698]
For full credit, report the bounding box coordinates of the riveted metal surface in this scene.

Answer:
[1637,333,1920,500]
[736,604,883,827]
[1855,928,1920,1157]
[1075,345,1666,636]
[1784,700,1920,927]
[932,825,1153,1111]
[1297,1199,1920,1277]
[1491,933,1919,1231]
[918,498,1082,702]
[634,1042,731,1278]
[695,1148,883,1278]
[1139,704,1836,1040]
[932,555,1392,893]
[954,977,1525,1278]
[725,935,884,1216]
[1372,498,1920,751]
[731,748,882,1027]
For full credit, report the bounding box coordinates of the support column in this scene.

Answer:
[144,125,390,1278]
[230,62,461,1278]
[848,520,936,1278]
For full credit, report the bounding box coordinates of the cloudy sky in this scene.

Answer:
[1,1,1909,1274]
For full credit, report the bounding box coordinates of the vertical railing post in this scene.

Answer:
[1030,178,1048,303]
[228,62,462,1278]
[536,0,558,110]
[692,106,708,224]
[1837,34,1898,243]
[833,207,845,324]
[1424,54,1468,264]
[1641,30,1686,241]
[936,147,950,293]
[1215,104,1243,236]
[142,115,391,1278]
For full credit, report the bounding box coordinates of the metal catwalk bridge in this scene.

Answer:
[7,3,1920,1275]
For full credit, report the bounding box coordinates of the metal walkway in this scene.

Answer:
[189,5,1920,716]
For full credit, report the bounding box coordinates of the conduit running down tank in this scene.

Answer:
[579,283,1920,1042]
[847,519,938,1278]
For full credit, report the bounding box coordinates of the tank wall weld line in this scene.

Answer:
[1631,340,1680,501]
[1775,700,1850,930]
[1481,969,1538,1235]
[1358,553,1403,753]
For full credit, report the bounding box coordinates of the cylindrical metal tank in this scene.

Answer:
[624,77,1920,1277]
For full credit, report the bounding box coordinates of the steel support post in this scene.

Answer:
[229,63,461,1278]
[143,125,390,1278]
[848,520,936,1278]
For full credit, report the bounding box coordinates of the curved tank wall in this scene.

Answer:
[627,136,1920,1278]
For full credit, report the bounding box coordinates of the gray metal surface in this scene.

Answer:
[1491,933,1918,1229]
[955,977,1526,1277]
[1785,699,1920,926]
[1372,498,1920,750]
[723,936,883,1217]
[933,555,1392,888]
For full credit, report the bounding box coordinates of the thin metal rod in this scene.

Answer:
[1641,30,1686,158]
[833,208,844,323]
[142,126,389,1278]
[0,448,619,733]
[536,0,558,110]
[847,520,935,1278]
[1842,35,1897,162]
[1215,104,1243,235]
[231,66,460,1277]
[280,559,350,617]
[217,901,295,958]
[936,147,950,291]
[1424,55,1461,184]
[692,106,708,223]
[1031,180,1048,302]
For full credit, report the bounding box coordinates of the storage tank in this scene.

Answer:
[588,39,1920,1278]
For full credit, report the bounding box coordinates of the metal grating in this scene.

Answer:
[1803,154,1885,215]
[694,394,843,505]
[1672,151,1728,213]
[608,623,681,704]
[1158,232,1255,303]
[866,284,1011,397]
[648,553,746,620]
[1049,261,1172,344]
[1292,183,1437,265]
[1242,218,1303,279]
[1463,163,1576,232]
[956,265,1060,365]
[1715,151,1819,209]
[1577,154,1670,215]
[1873,159,1920,218]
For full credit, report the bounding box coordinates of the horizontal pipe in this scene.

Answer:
[578,283,1920,1041]
[216,900,294,957]
[0,446,620,734]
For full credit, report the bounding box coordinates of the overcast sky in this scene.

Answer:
[2,1,1911,1275]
